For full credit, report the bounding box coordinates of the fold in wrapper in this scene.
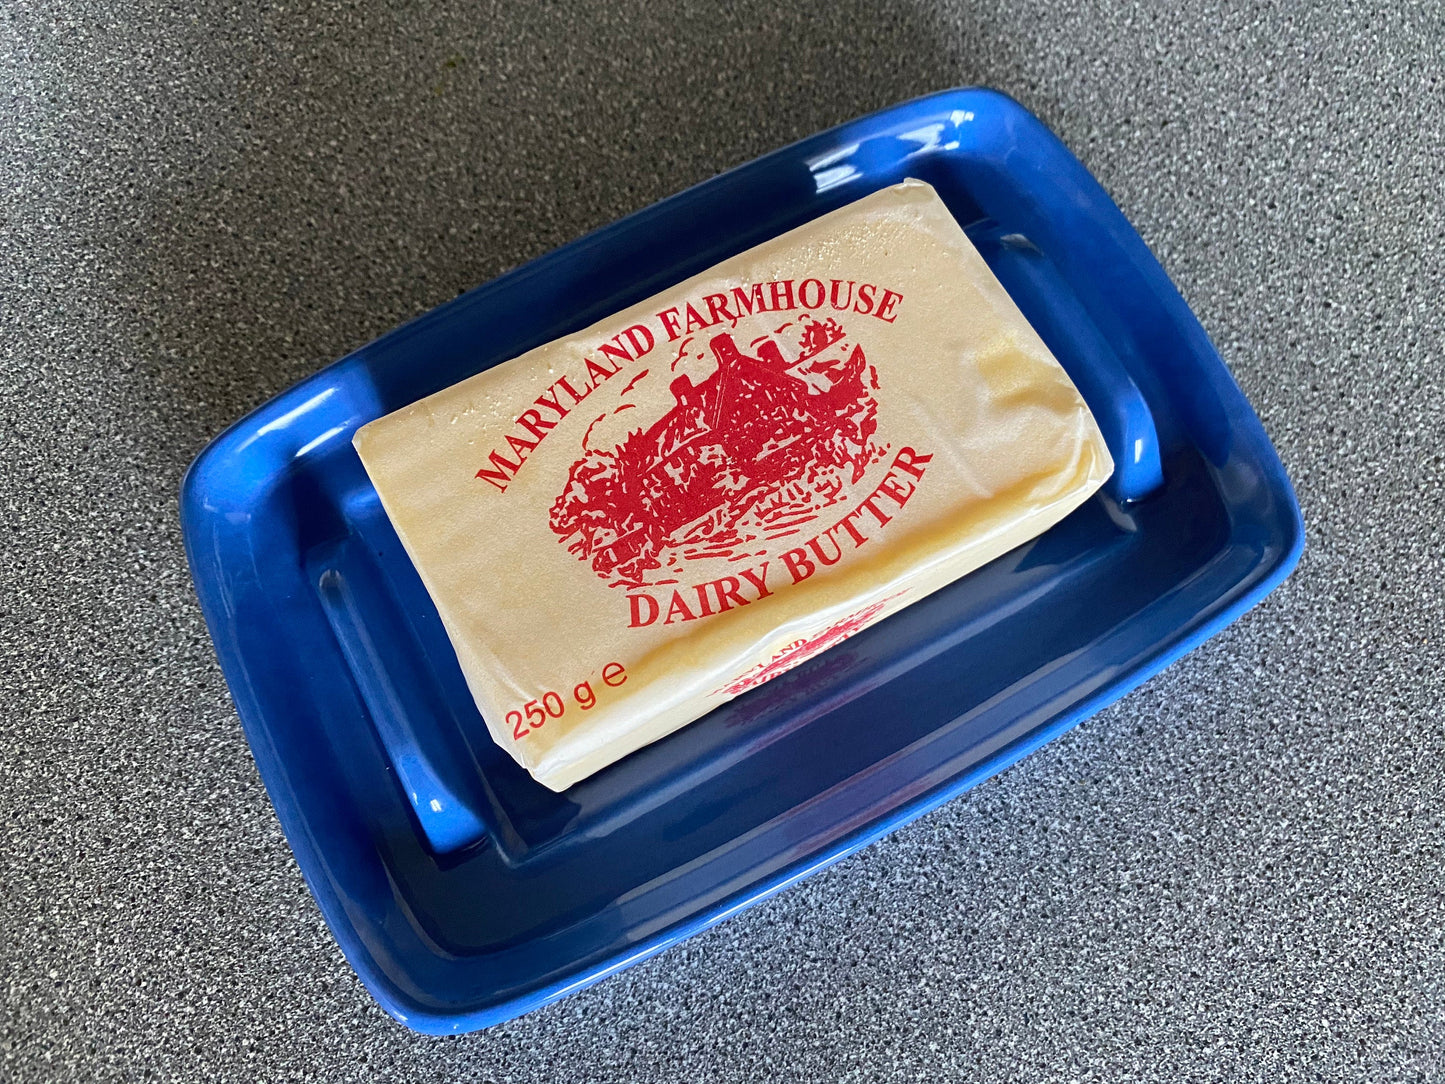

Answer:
[353,179,1114,791]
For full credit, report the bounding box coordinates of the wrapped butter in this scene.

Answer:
[354,179,1113,791]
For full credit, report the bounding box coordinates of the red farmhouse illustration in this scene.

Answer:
[550,317,881,583]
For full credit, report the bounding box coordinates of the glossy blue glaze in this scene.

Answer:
[180,88,1303,1033]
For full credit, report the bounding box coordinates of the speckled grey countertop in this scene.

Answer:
[2,1,1442,1080]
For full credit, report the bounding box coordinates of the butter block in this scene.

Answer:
[353,179,1113,791]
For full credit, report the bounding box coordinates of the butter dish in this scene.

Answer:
[181,88,1301,1033]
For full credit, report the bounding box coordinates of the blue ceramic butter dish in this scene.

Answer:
[181,87,1303,1033]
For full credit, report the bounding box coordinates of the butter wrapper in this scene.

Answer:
[354,179,1113,791]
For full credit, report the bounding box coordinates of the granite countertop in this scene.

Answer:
[2,1,1441,1080]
